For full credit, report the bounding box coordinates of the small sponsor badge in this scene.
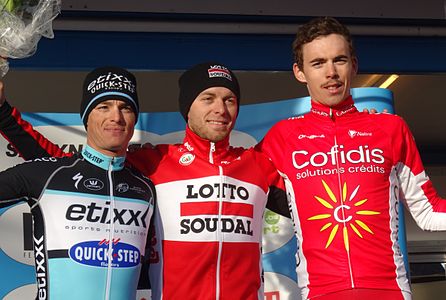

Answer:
[179,153,195,166]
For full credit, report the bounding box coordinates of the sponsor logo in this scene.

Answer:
[83,148,105,164]
[87,72,136,95]
[311,105,355,118]
[292,145,384,170]
[180,217,253,236]
[66,201,149,228]
[34,235,47,299]
[72,172,84,189]
[149,229,160,264]
[264,210,280,225]
[184,142,194,151]
[298,134,325,140]
[24,157,58,163]
[186,183,249,200]
[83,178,104,191]
[130,185,151,196]
[263,210,281,235]
[207,65,232,81]
[336,105,355,116]
[69,239,140,268]
[311,109,329,117]
[308,180,380,250]
[179,153,195,166]
[180,183,253,236]
[116,183,129,193]
[348,130,372,138]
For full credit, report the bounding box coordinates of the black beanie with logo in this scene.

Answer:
[178,61,241,122]
[80,66,139,128]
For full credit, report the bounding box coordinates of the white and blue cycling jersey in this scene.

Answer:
[0,145,155,300]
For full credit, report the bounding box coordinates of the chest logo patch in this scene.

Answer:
[83,178,104,191]
[69,239,140,268]
[348,130,372,138]
[307,180,380,251]
[179,153,195,166]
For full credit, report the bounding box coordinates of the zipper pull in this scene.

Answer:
[209,142,215,164]
[330,107,333,119]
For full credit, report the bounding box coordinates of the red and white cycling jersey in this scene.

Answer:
[258,97,446,300]
[126,126,289,300]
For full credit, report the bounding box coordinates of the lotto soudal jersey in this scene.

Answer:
[0,143,155,298]
[127,127,289,300]
[0,102,289,300]
[258,97,446,300]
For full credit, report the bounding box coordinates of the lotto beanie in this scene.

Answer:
[178,61,240,121]
[80,66,139,127]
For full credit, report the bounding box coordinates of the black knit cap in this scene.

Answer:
[80,66,139,127]
[178,61,241,121]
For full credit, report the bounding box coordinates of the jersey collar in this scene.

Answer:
[82,145,125,171]
[183,126,231,161]
[310,96,357,119]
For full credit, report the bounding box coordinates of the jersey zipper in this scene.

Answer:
[215,165,224,300]
[209,142,215,164]
[331,108,355,289]
[208,141,222,300]
[105,158,116,300]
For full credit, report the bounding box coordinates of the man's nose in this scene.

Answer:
[326,63,339,78]
[213,99,226,114]
[110,106,124,121]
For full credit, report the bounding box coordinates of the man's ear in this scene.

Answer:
[293,63,307,84]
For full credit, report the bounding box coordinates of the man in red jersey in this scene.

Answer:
[258,16,446,300]
[0,62,289,300]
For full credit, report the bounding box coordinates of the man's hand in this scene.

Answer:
[127,142,155,153]
[363,108,389,114]
[0,81,5,107]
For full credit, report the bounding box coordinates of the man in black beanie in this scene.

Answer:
[80,66,139,128]
[177,61,241,143]
[178,61,240,122]
[127,62,290,300]
[0,66,155,299]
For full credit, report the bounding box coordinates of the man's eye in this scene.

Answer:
[334,57,348,64]
[121,106,133,112]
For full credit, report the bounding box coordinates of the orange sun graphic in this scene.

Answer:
[307,179,380,251]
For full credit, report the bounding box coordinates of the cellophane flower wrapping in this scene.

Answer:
[0,0,61,77]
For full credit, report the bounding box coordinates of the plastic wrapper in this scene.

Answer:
[0,0,61,77]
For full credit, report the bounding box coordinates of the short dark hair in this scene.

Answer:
[292,17,356,70]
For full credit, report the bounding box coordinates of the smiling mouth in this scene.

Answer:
[324,82,343,93]
[207,120,228,125]
[105,127,125,133]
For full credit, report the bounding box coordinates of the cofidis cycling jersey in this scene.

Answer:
[0,144,155,300]
[259,97,446,300]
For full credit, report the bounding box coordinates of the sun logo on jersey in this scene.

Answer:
[307,180,380,251]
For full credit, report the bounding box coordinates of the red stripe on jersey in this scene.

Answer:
[181,202,253,218]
